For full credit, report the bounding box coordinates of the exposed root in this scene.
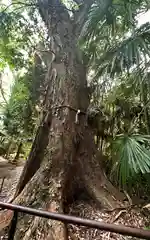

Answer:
[83,165,125,210]
[85,180,120,210]
[75,125,126,211]
[0,209,13,231]
[123,190,132,205]
[21,216,67,240]
[110,210,127,223]
[13,167,68,239]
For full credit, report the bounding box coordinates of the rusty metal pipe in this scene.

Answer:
[0,202,150,239]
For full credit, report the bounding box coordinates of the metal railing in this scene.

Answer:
[0,202,150,240]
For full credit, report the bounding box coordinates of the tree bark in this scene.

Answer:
[13,112,51,198]
[0,1,125,239]
[140,82,150,134]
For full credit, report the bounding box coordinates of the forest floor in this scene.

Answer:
[68,201,150,240]
[0,164,24,203]
[0,162,150,240]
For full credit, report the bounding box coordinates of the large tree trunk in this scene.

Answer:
[0,1,125,239]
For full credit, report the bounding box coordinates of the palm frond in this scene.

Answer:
[112,134,150,187]
[80,0,150,78]
[82,0,150,41]
[94,22,150,78]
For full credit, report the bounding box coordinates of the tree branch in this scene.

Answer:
[73,0,95,36]
[73,0,112,38]
[0,2,36,13]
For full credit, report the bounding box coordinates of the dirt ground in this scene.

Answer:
[0,165,23,203]
[68,201,150,240]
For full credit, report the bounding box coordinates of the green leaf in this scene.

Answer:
[112,134,150,187]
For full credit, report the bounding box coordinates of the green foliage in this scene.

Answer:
[0,1,46,71]
[0,10,29,69]
[80,0,150,77]
[3,74,33,137]
[145,226,150,230]
[79,0,150,192]
[94,23,150,78]
[112,134,150,186]
[0,1,46,157]
[2,53,45,141]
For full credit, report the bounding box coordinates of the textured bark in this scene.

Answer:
[14,111,51,198]
[1,1,125,239]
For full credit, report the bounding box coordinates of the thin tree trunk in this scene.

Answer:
[13,142,23,162]
[0,177,5,194]
[5,140,12,158]
[140,82,150,134]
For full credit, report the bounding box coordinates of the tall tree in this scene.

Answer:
[1,0,125,238]
[1,0,150,239]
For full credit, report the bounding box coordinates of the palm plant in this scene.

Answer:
[80,0,150,188]
[111,134,150,186]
